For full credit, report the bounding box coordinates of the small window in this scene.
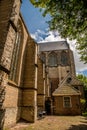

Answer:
[63,97,71,108]
[66,77,72,83]
[74,86,79,90]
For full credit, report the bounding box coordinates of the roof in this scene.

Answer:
[52,84,81,96]
[59,73,83,87]
[38,41,69,52]
[70,76,83,86]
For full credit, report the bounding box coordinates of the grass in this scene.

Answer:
[82,112,87,116]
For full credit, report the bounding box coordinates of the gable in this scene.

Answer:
[59,73,83,87]
[53,84,81,96]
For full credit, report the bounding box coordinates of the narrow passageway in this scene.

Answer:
[10,116,87,130]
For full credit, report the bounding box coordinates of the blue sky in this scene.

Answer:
[21,0,50,34]
[21,0,87,76]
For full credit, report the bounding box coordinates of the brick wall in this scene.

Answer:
[53,96,81,115]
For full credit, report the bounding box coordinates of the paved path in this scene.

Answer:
[10,116,87,130]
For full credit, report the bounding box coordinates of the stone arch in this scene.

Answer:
[48,52,57,67]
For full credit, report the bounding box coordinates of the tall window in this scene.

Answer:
[41,53,46,63]
[48,52,57,67]
[61,51,68,65]
[9,20,23,83]
[63,97,71,108]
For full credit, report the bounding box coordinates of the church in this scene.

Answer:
[0,0,83,128]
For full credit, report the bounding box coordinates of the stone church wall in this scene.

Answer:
[4,83,22,126]
[0,0,22,128]
[0,0,14,60]
[0,0,21,71]
[3,15,29,126]
[22,38,38,122]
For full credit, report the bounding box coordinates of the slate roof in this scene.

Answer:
[52,84,81,96]
[38,41,69,52]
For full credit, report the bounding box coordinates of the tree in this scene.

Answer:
[77,74,87,112]
[30,0,87,63]
[77,74,87,89]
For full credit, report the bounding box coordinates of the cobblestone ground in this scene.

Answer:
[10,116,87,130]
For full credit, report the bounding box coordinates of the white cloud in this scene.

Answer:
[44,31,65,42]
[67,39,87,72]
[31,29,65,42]
[30,29,87,73]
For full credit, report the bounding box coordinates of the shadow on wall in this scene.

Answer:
[16,89,22,122]
[0,109,5,130]
[0,86,6,130]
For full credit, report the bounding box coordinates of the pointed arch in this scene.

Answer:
[61,51,68,65]
[9,19,24,83]
[48,52,57,67]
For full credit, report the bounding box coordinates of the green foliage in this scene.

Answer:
[77,74,87,112]
[30,0,87,63]
[77,74,87,89]
[80,98,86,105]
[82,111,87,116]
[80,98,86,112]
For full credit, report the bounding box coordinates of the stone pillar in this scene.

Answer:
[58,65,61,84]
[22,38,37,122]
[37,57,45,112]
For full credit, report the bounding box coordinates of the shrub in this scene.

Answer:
[80,98,86,112]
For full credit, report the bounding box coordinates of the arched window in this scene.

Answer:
[61,51,68,65]
[40,52,46,63]
[9,20,23,83]
[48,52,57,67]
